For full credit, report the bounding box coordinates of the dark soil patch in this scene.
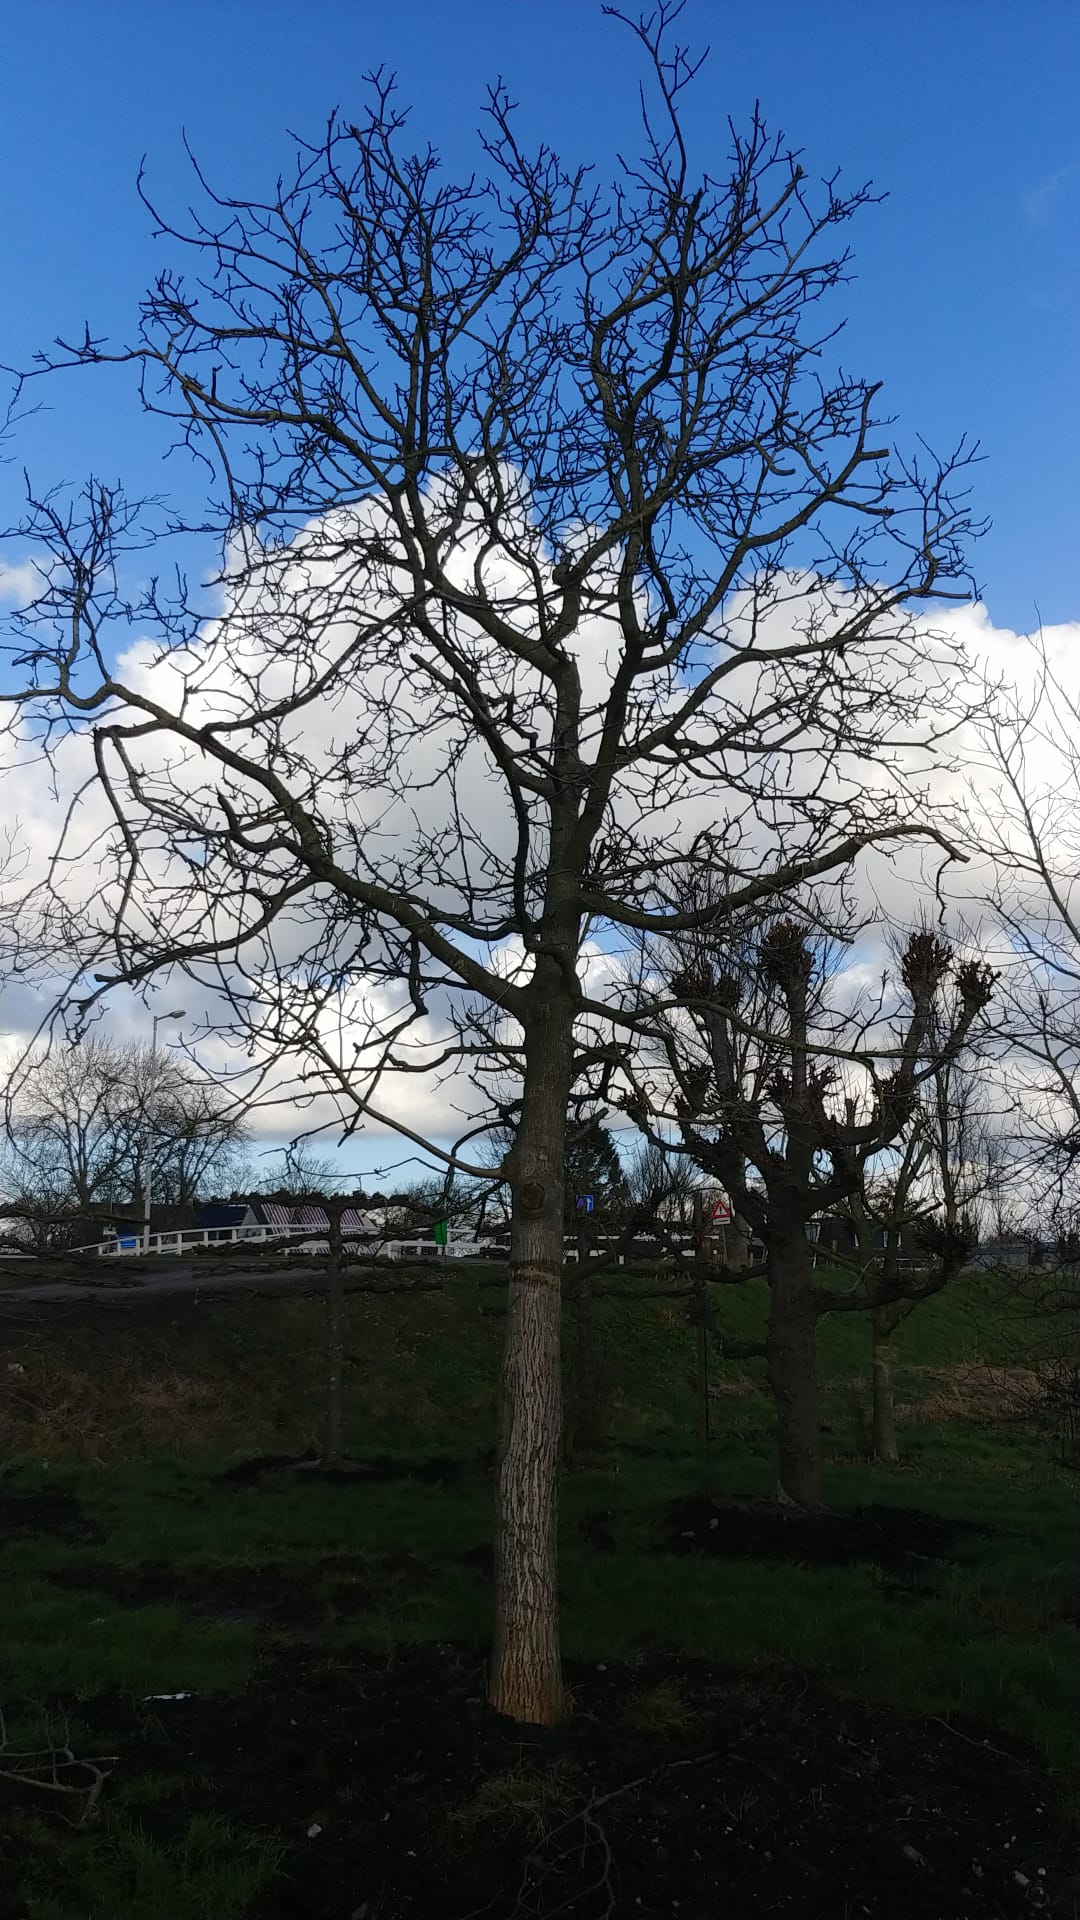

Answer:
[45,1552,435,1628]
[217,1451,462,1487]
[661,1491,994,1571]
[458,1543,493,1577]
[7,1644,1078,1918]
[579,1507,617,1552]
[0,1484,102,1545]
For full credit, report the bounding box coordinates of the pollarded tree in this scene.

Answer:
[0,9,983,1721]
[835,1036,998,1464]
[629,916,995,1506]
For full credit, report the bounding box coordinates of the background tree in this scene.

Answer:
[563,1112,627,1458]
[628,914,995,1505]
[564,1115,629,1232]
[1,9,983,1722]
[963,642,1080,1221]
[624,1139,697,1236]
[2,1038,248,1236]
[832,1038,998,1463]
[255,1143,344,1198]
[948,652,1080,1470]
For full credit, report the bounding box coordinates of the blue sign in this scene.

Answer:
[576,1194,594,1213]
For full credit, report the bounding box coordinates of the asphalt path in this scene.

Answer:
[0,1262,330,1305]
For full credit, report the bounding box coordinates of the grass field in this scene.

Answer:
[1,1264,1078,1917]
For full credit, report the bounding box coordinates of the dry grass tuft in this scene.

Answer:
[897,1363,1045,1427]
[450,1758,580,1840]
[709,1372,758,1399]
[624,1678,698,1736]
[0,1354,270,1462]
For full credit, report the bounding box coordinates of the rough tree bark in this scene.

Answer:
[766,1229,824,1507]
[490,986,575,1725]
[723,1215,752,1272]
[849,1193,903,1466]
[870,1305,903,1464]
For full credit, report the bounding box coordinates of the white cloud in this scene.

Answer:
[0,559,41,607]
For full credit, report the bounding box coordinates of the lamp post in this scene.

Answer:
[143,1010,186,1250]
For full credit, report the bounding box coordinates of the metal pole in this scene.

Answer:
[143,1015,159,1250]
[143,1010,185,1253]
[693,1190,710,1447]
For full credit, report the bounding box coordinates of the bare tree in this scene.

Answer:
[2,1038,248,1234]
[562,1113,625,1458]
[624,1139,695,1229]
[948,644,1080,1472]
[832,1041,998,1463]
[628,915,995,1505]
[255,1142,342,1196]
[0,10,983,1720]
[963,643,1080,1220]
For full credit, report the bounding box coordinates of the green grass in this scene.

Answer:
[559,1444,1080,1775]
[3,1431,1076,1775]
[14,1808,284,1920]
[1,1261,1078,1914]
[3,1575,255,1700]
[0,1262,1063,1466]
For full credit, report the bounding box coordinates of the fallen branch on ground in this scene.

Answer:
[0,1706,118,1826]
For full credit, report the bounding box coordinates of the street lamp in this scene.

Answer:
[143,1010,187,1248]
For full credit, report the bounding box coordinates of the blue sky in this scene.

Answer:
[1,0,1077,633]
[1,0,1077,1186]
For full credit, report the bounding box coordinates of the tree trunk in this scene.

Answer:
[723,1214,752,1271]
[324,1202,345,1468]
[489,990,574,1728]
[766,1229,824,1507]
[871,1303,903,1464]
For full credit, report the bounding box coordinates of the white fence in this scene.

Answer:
[67,1224,654,1265]
[66,1223,506,1262]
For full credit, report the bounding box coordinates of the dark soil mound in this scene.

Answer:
[46,1551,436,1628]
[0,1483,102,1544]
[217,1452,462,1487]
[11,1644,1077,1919]
[661,1490,993,1570]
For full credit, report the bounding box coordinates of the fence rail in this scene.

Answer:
[65,1224,508,1262]
[65,1224,664,1264]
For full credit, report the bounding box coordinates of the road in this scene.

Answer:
[0,1261,331,1305]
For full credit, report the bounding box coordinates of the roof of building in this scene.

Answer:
[196,1203,255,1229]
[251,1201,382,1234]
